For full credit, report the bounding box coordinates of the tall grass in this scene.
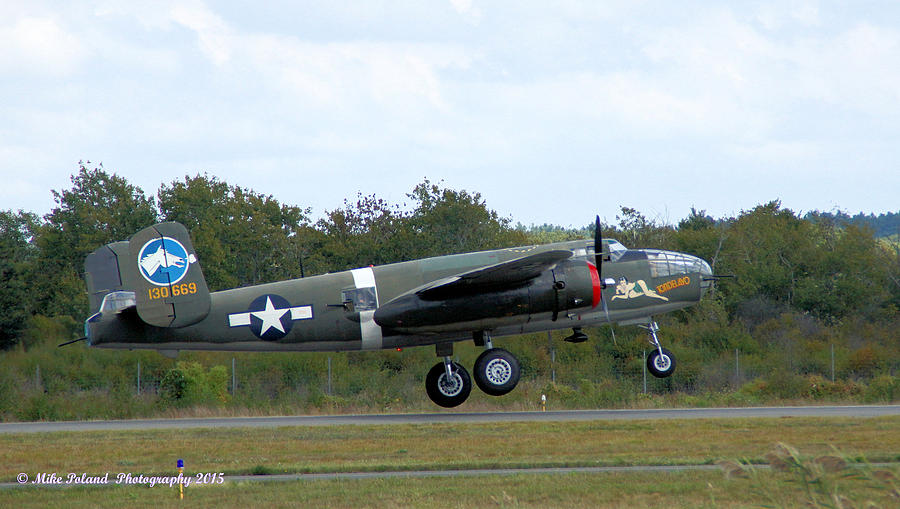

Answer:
[1,314,898,421]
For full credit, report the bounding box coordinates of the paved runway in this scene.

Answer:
[0,465,728,489]
[225,464,725,483]
[1,405,898,433]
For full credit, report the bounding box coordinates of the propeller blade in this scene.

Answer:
[601,296,617,345]
[595,214,617,344]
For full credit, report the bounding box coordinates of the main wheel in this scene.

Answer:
[647,348,676,378]
[425,362,471,408]
[473,348,521,396]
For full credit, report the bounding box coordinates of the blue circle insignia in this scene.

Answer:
[137,237,191,286]
[248,294,294,341]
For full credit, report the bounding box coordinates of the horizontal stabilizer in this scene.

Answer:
[84,241,131,313]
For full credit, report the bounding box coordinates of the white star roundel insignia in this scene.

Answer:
[228,294,313,340]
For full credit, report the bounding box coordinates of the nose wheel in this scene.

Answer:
[641,321,676,378]
[647,347,676,378]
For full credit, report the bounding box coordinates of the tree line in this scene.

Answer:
[3,162,899,350]
[809,210,900,239]
[0,162,528,349]
[0,162,898,418]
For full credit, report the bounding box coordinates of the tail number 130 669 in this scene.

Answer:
[148,282,198,300]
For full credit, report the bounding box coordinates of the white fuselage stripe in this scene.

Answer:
[351,267,377,289]
[351,267,382,350]
[228,306,313,328]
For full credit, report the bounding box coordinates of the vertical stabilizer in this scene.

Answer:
[84,241,131,314]
[128,222,211,328]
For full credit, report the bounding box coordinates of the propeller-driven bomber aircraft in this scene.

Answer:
[81,218,715,407]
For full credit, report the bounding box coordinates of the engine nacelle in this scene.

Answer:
[373,259,598,334]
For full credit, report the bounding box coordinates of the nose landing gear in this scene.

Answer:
[641,321,676,378]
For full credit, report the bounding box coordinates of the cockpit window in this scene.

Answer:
[604,239,627,261]
[645,250,706,277]
[100,291,136,313]
[578,239,627,262]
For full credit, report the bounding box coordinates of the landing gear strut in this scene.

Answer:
[641,321,676,378]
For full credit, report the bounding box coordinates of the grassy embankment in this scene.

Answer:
[5,469,897,509]
[2,416,899,507]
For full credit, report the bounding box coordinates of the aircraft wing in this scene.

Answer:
[415,249,573,300]
[374,249,576,331]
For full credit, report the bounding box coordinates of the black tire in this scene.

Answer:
[425,362,471,408]
[647,348,676,378]
[473,348,521,396]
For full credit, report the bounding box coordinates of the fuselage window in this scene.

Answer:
[100,291,136,313]
[341,287,377,312]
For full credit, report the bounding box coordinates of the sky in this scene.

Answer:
[2,0,898,228]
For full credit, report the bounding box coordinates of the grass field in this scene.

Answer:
[2,416,898,507]
[4,469,897,509]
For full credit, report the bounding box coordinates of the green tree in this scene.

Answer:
[0,210,40,349]
[793,222,892,321]
[158,174,312,290]
[716,202,812,314]
[314,180,527,271]
[518,223,592,245]
[35,162,158,319]
[315,193,411,271]
[614,206,673,248]
[158,361,230,406]
[672,208,728,273]
[714,202,894,322]
[405,179,527,257]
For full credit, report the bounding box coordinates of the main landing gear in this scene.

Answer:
[425,332,522,408]
[424,323,677,407]
[425,359,471,408]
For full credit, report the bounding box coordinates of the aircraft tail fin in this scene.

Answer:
[84,241,132,314]
[84,222,211,328]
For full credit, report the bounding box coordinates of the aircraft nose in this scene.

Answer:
[698,258,713,295]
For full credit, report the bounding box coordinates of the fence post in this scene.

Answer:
[548,331,556,384]
[831,344,835,382]
[231,357,236,395]
[327,356,333,396]
[137,360,141,395]
[642,350,647,394]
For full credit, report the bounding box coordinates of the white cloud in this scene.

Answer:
[0,16,87,75]
[2,0,900,225]
[169,2,232,65]
[449,0,482,23]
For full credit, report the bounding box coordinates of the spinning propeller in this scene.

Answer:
[566,216,617,344]
[594,215,617,344]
